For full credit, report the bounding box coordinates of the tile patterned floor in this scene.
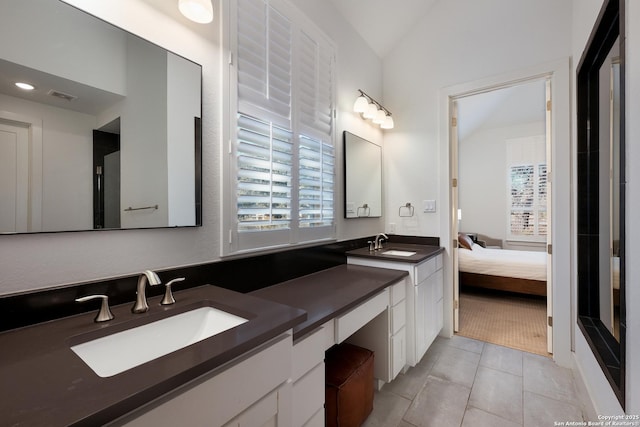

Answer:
[363,336,586,427]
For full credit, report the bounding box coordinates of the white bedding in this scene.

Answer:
[458,243,547,281]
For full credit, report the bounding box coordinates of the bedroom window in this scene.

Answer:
[224,0,336,254]
[508,162,547,240]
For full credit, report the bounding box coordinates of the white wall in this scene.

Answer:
[458,121,545,247]
[0,0,384,294]
[383,0,572,238]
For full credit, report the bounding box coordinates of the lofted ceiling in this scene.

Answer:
[327,0,438,58]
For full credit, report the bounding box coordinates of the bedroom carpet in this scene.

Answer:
[457,288,549,356]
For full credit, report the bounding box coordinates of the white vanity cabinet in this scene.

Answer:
[110,332,293,427]
[348,253,443,367]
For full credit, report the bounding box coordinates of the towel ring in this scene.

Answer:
[399,202,414,217]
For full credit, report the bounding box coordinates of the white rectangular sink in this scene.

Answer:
[381,250,417,257]
[71,306,248,377]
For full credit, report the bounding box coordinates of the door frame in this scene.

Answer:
[438,58,573,367]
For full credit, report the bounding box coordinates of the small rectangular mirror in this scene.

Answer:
[343,131,382,218]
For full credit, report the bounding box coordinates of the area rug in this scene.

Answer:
[457,289,549,356]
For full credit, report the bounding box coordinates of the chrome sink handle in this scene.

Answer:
[76,294,114,323]
[161,277,186,306]
[132,270,161,313]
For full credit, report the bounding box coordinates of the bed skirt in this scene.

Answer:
[460,272,546,297]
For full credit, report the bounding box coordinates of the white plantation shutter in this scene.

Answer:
[237,114,293,231]
[299,136,334,228]
[230,0,336,252]
[298,30,333,137]
[506,136,547,242]
[296,26,335,232]
[237,0,292,127]
[508,163,547,240]
[509,165,535,236]
[537,164,547,235]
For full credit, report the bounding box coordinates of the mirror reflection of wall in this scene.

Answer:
[0,0,202,233]
[343,131,382,218]
[598,38,621,341]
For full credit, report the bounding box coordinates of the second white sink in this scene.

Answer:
[381,249,417,257]
[71,306,248,377]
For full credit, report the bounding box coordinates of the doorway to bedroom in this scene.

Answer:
[452,77,551,356]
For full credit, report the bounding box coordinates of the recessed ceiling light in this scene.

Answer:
[15,82,35,91]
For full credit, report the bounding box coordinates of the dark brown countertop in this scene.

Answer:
[346,243,444,264]
[250,264,409,341]
[0,285,306,427]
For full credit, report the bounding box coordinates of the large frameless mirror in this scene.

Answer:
[0,0,202,233]
[576,0,625,407]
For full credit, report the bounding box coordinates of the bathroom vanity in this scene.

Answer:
[346,244,445,367]
[0,264,409,426]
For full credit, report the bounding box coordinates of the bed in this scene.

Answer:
[458,234,547,296]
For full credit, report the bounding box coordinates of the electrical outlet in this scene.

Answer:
[389,223,396,233]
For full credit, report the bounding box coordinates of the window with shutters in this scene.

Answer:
[506,136,547,242]
[224,0,336,254]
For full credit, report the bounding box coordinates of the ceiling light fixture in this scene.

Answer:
[15,82,35,91]
[353,89,394,130]
[178,0,214,24]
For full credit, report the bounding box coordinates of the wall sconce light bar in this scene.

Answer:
[353,89,394,129]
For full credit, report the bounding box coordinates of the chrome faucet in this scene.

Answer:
[374,233,389,250]
[132,270,161,313]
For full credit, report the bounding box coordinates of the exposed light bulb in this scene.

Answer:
[363,103,378,119]
[353,95,368,113]
[373,109,387,124]
[179,0,213,23]
[381,115,395,130]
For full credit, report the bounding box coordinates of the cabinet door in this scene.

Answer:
[391,327,406,379]
[415,280,429,361]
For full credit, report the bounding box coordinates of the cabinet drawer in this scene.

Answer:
[414,255,442,284]
[390,279,406,305]
[391,300,406,334]
[292,327,325,381]
[391,327,406,380]
[335,289,389,343]
[224,389,278,427]
[293,362,325,427]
